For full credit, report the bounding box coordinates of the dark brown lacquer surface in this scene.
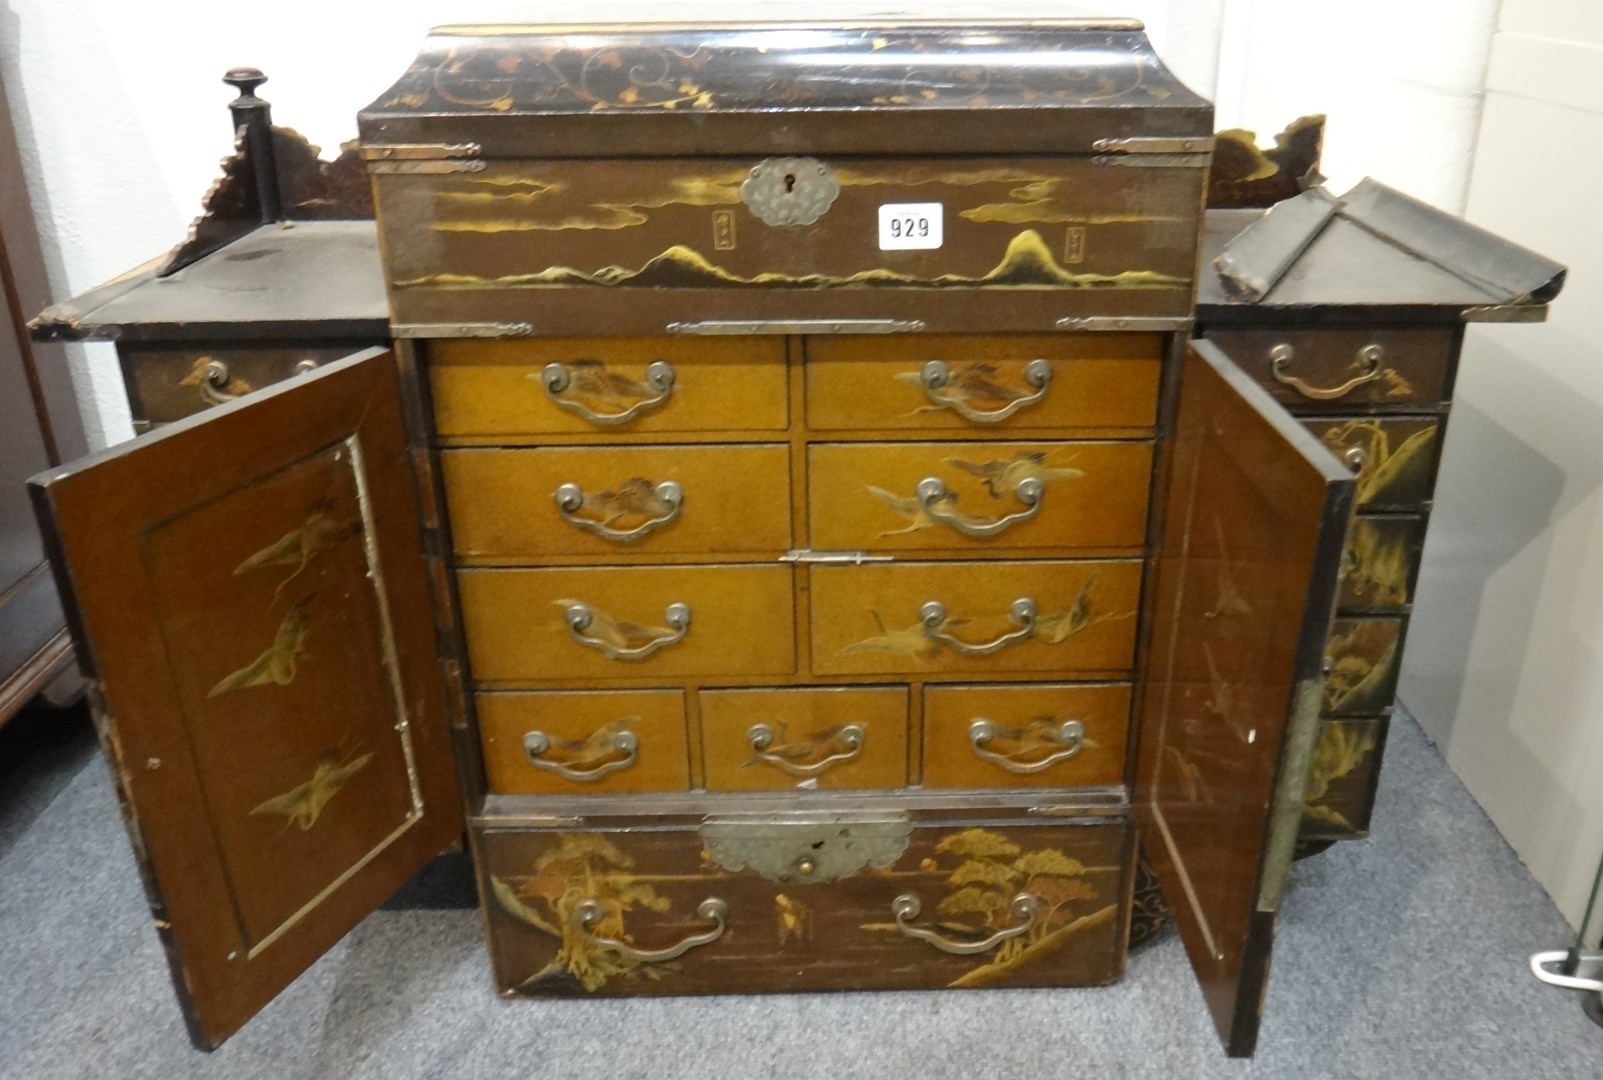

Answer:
[359,22,1211,156]
[478,819,1125,995]
[1136,341,1353,1057]
[29,349,461,1049]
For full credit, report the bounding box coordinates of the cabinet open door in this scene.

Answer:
[1138,340,1355,1057]
[29,348,462,1049]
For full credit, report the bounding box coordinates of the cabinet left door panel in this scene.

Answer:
[29,348,462,1050]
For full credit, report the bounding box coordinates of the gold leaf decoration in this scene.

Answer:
[249,750,372,832]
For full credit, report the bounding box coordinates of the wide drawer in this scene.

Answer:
[1303,416,1442,510]
[805,334,1163,433]
[810,560,1142,677]
[443,444,792,559]
[1323,617,1403,717]
[1206,327,1453,411]
[1338,515,1426,611]
[429,337,788,438]
[923,683,1129,790]
[699,686,909,792]
[458,565,795,683]
[478,815,1126,995]
[808,441,1151,554]
[478,690,690,794]
[121,343,373,427]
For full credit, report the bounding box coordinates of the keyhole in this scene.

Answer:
[783,173,796,194]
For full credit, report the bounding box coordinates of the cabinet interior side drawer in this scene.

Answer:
[1323,616,1403,717]
[1302,416,1442,510]
[923,683,1129,790]
[122,344,371,425]
[808,440,1152,554]
[1301,716,1389,841]
[699,686,909,792]
[809,559,1142,677]
[1206,327,1453,411]
[1339,514,1426,611]
[805,333,1162,433]
[443,444,792,560]
[478,690,689,794]
[429,336,788,439]
[478,816,1127,996]
[458,565,795,683]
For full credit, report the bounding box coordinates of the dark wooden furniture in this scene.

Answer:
[1199,176,1565,845]
[21,23,1563,1059]
[0,68,86,725]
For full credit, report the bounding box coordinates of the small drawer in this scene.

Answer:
[1302,416,1441,509]
[478,690,689,794]
[808,441,1151,554]
[809,559,1142,677]
[443,444,792,559]
[1206,328,1453,411]
[923,683,1128,790]
[429,337,788,438]
[1323,617,1404,717]
[458,565,795,683]
[1301,716,1389,841]
[478,815,1126,996]
[1338,515,1426,611]
[121,343,372,426]
[699,686,908,791]
[805,333,1162,433]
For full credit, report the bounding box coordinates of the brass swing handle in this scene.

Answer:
[746,722,866,777]
[563,601,691,661]
[919,358,1053,423]
[540,359,676,425]
[921,597,1037,656]
[917,476,1044,537]
[193,357,319,406]
[891,892,1041,955]
[523,727,639,782]
[968,717,1085,774]
[1269,343,1386,401]
[576,897,730,963]
[554,480,685,543]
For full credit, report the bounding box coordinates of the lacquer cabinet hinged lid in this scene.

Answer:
[358,21,1214,335]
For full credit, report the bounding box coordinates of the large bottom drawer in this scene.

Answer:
[477,814,1127,995]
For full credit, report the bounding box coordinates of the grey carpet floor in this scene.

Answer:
[2,704,1599,1079]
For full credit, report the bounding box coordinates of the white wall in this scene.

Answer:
[1400,0,1603,933]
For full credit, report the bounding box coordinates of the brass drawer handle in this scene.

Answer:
[182,357,248,405]
[917,475,1043,537]
[554,480,684,543]
[540,359,676,425]
[917,358,1053,423]
[746,722,866,777]
[891,892,1040,955]
[523,722,640,782]
[1269,343,1385,401]
[968,716,1085,773]
[561,600,691,660]
[921,597,1037,656]
[577,897,729,963]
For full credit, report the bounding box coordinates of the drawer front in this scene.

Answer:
[808,441,1151,554]
[1301,716,1389,841]
[700,686,908,792]
[478,690,689,794]
[459,565,795,683]
[1323,617,1403,717]
[479,818,1126,995]
[805,334,1163,433]
[810,560,1142,677]
[123,344,371,425]
[1302,416,1442,510]
[923,683,1129,790]
[1206,328,1453,410]
[1339,515,1426,611]
[443,444,792,559]
[429,337,788,438]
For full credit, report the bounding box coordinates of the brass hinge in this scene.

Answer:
[1057,315,1192,332]
[392,322,535,339]
[1462,304,1548,323]
[1092,136,1214,155]
[667,318,927,336]
[440,658,467,730]
[363,142,486,174]
[780,549,895,565]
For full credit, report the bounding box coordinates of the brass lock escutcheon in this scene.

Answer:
[740,157,840,227]
[700,812,912,884]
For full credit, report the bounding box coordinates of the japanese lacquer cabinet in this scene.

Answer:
[31,20,1357,1058]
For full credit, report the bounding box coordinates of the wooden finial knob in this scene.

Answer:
[223,67,268,100]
